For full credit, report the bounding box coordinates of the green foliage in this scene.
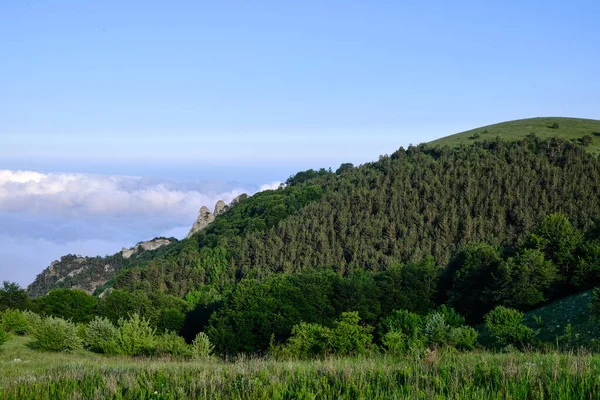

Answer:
[41,289,97,323]
[501,249,557,309]
[114,314,157,356]
[84,317,118,354]
[192,332,214,360]
[156,308,186,334]
[446,243,505,321]
[436,304,466,328]
[379,310,423,354]
[0,309,31,335]
[157,330,193,359]
[449,326,478,350]
[22,310,42,331]
[422,312,452,346]
[0,328,7,347]
[32,316,82,352]
[96,290,152,324]
[0,281,29,311]
[525,213,582,282]
[485,306,537,349]
[329,312,375,356]
[275,312,374,359]
[273,322,333,359]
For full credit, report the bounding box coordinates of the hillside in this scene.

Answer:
[27,118,600,300]
[523,290,600,345]
[27,238,176,297]
[429,117,600,154]
[113,135,600,299]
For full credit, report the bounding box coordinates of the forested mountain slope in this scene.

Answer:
[113,135,600,297]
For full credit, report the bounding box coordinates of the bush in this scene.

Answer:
[157,308,186,334]
[436,305,466,328]
[84,317,118,354]
[22,310,42,332]
[380,310,424,354]
[115,314,157,356]
[329,312,375,356]
[484,306,536,349]
[449,326,478,350]
[1,309,31,335]
[0,328,8,347]
[33,316,82,352]
[549,122,559,129]
[422,312,451,346]
[382,330,409,355]
[192,332,214,360]
[276,322,332,359]
[157,331,193,359]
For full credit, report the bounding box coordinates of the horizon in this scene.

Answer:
[1,1,599,286]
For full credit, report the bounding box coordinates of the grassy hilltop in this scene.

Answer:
[429,117,600,154]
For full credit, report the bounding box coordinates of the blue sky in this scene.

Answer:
[1,1,599,285]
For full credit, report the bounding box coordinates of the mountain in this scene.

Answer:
[27,238,176,298]
[429,117,600,154]
[28,117,600,299]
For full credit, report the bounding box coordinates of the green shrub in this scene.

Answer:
[382,330,409,355]
[157,308,186,334]
[157,331,193,359]
[276,322,332,359]
[329,312,375,356]
[0,328,8,347]
[84,317,118,354]
[380,310,424,354]
[422,312,451,346]
[115,314,157,356]
[1,309,30,335]
[22,310,42,332]
[449,326,478,350]
[192,332,214,360]
[484,306,536,349]
[33,316,82,352]
[436,305,466,328]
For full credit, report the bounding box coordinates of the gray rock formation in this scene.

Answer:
[187,197,247,238]
[214,200,226,216]
[187,205,216,238]
[121,238,173,259]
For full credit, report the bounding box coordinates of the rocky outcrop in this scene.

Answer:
[121,238,173,259]
[214,200,226,216]
[187,206,216,238]
[187,196,246,238]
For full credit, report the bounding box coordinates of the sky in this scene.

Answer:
[1,1,599,286]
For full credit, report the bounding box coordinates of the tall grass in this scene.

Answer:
[2,336,600,399]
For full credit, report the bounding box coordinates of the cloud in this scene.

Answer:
[0,169,277,287]
[259,181,284,192]
[0,169,253,218]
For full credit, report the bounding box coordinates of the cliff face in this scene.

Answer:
[27,237,175,297]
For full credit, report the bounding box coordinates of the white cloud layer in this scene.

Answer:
[0,169,252,218]
[0,169,282,286]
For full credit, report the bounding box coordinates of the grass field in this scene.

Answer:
[428,117,600,154]
[2,336,600,399]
